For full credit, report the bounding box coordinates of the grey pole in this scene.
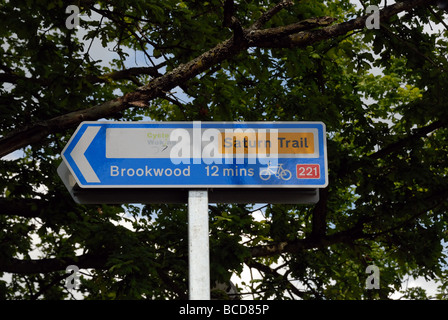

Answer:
[188,189,210,300]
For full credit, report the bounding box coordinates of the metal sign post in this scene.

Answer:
[188,190,210,300]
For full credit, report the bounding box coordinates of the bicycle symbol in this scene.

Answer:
[259,162,292,181]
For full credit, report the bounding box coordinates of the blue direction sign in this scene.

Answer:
[60,121,328,189]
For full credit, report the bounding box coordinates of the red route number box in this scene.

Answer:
[296,164,320,179]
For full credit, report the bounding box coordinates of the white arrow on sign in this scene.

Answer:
[70,126,101,183]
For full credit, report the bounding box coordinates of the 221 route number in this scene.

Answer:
[296,164,320,179]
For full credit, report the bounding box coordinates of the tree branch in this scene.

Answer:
[0,36,247,157]
[0,72,20,84]
[30,272,71,300]
[247,16,336,44]
[365,187,448,238]
[245,259,306,299]
[0,254,108,274]
[249,185,448,259]
[0,198,49,219]
[369,119,447,160]
[86,64,166,84]
[222,0,236,28]
[250,222,365,258]
[248,0,432,48]
[0,64,166,86]
[0,0,432,158]
[250,0,294,31]
[336,119,448,181]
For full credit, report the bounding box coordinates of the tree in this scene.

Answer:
[1,0,448,300]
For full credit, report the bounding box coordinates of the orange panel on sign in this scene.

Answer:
[220,132,315,154]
